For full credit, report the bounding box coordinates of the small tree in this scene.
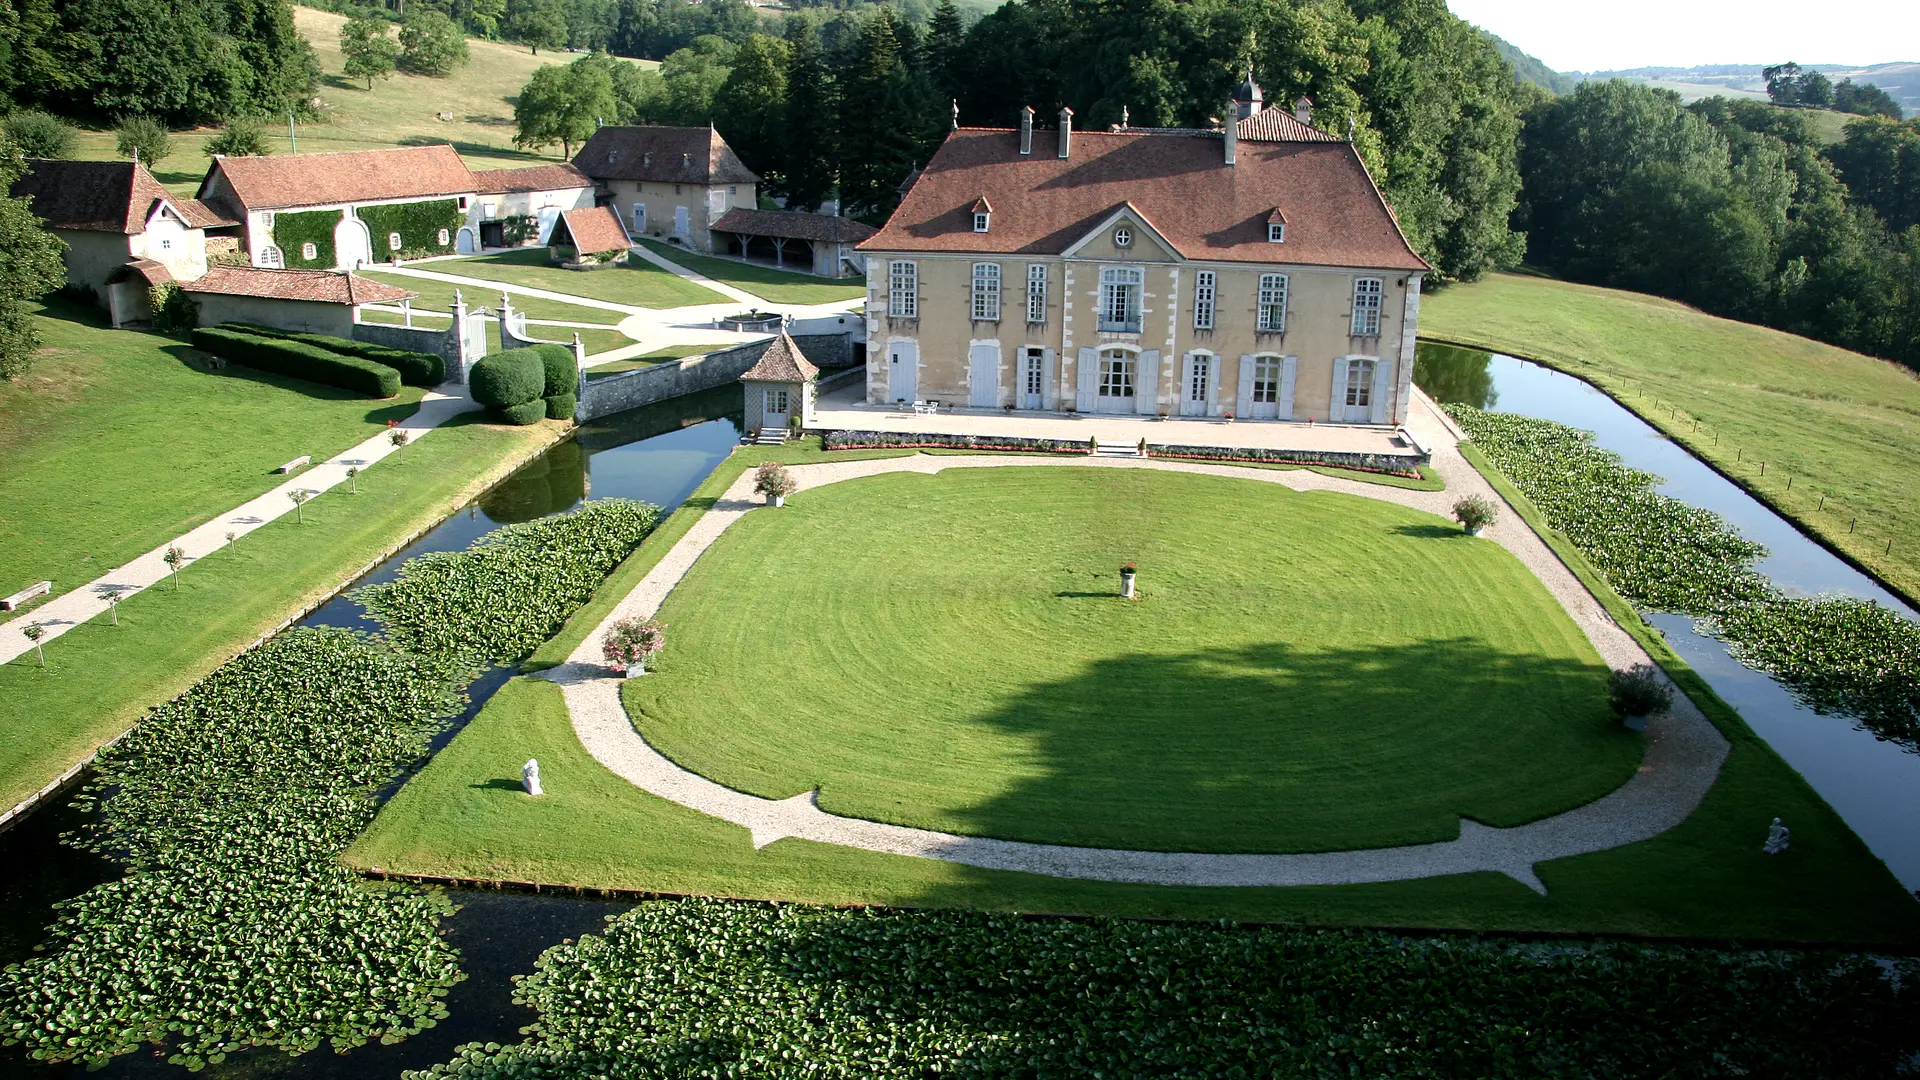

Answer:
[346,465,360,493]
[22,623,46,665]
[148,281,198,332]
[1607,664,1673,720]
[3,111,77,159]
[754,462,798,503]
[225,530,238,556]
[102,588,121,626]
[204,118,271,158]
[602,616,665,675]
[398,12,470,77]
[289,487,312,523]
[504,0,568,54]
[341,15,400,90]
[115,116,173,167]
[389,423,411,447]
[514,61,616,159]
[1452,494,1497,534]
[162,545,186,588]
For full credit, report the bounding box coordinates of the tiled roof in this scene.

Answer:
[859,126,1429,271]
[553,205,630,254]
[739,334,820,383]
[572,126,759,185]
[180,266,417,305]
[710,208,878,244]
[474,163,593,194]
[200,145,476,212]
[11,160,234,232]
[1236,109,1342,143]
[113,259,175,286]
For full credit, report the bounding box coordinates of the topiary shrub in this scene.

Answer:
[469,348,544,407]
[492,399,548,425]
[545,392,576,421]
[190,326,401,397]
[533,343,577,397]
[230,324,443,386]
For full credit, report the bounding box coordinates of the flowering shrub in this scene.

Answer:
[754,462,798,499]
[1453,494,1498,531]
[1607,664,1674,717]
[602,616,665,673]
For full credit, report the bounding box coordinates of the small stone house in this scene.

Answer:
[740,334,821,432]
[467,163,596,250]
[179,266,418,336]
[573,125,759,253]
[547,205,631,267]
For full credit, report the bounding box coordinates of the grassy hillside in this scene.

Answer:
[1420,273,1920,602]
[69,6,648,194]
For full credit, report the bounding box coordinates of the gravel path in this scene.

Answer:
[542,390,1728,892]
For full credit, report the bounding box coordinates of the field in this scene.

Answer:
[65,6,634,194]
[439,248,725,309]
[1420,272,1920,605]
[0,302,424,615]
[637,240,869,306]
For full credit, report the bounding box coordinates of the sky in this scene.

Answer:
[1446,0,1920,73]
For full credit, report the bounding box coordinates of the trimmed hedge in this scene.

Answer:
[231,324,444,386]
[191,326,401,398]
[494,399,547,425]
[533,342,577,397]
[470,348,544,408]
[545,392,576,421]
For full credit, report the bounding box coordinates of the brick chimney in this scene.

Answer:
[1057,106,1073,160]
[1223,103,1237,166]
[1019,106,1034,156]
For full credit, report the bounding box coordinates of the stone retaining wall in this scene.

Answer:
[578,333,851,422]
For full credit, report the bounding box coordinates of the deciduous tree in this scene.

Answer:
[114,115,172,166]
[340,15,399,90]
[398,11,469,77]
[514,60,616,158]
[0,135,68,379]
[505,0,568,55]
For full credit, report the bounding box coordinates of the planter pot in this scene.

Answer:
[1621,713,1647,733]
[767,494,786,507]
[1464,523,1485,537]
[1120,571,1137,599]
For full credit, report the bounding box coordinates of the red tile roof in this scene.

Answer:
[710,208,877,244]
[860,127,1429,272]
[200,145,476,212]
[12,160,234,232]
[474,163,593,194]
[114,259,175,286]
[552,205,631,254]
[572,126,759,185]
[1236,109,1343,143]
[739,334,820,382]
[180,266,416,305]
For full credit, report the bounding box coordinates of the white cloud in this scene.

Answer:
[1447,0,1920,73]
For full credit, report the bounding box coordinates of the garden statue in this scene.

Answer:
[1763,817,1789,855]
[522,758,543,797]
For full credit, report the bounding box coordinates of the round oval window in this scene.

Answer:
[1114,227,1132,247]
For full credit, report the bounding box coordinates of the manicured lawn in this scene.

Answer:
[442,248,725,309]
[0,411,562,812]
[0,302,423,616]
[639,240,868,305]
[583,344,728,379]
[354,269,621,326]
[544,327,635,356]
[1421,272,1920,604]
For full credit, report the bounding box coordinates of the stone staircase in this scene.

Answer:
[750,427,789,446]
[1090,438,1146,459]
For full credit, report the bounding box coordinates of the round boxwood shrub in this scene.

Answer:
[545,392,577,421]
[492,399,548,426]
[1607,664,1674,718]
[470,348,544,408]
[533,343,577,398]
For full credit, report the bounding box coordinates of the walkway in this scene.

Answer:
[538,391,1730,893]
[0,387,478,667]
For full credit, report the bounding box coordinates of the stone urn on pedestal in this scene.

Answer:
[1120,562,1138,600]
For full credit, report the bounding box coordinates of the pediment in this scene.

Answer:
[1060,203,1180,263]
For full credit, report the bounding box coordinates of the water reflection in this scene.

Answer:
[1412,342,1498,410]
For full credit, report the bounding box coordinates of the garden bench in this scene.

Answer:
[277,455,311,474]
[2,580,52,611]
[911,400,940,416]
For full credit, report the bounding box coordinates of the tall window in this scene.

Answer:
[889,261,918,319]
[1257,274,1289,332]
[972,262,1001,321]
[1024,348,1045,397]
[1351,278,1383,336]
[1252,356,1284,403]
[1188,354,1211,402]
[1193,270,1216,330]
[260,244,283,268]
[1099,267,1142,333]
[1026,264,1047,323]
[1346,359,1376,409]
[1098,349,1136,398]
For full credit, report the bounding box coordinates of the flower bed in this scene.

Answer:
[412,898,1919,1078]
[823,429,1090,454]
[1449,404,1920,748]
[1147,443,1427,478]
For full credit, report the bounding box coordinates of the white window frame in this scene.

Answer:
[436,227,450,245]
[1193,270,1216,331]
[1026,264,1047,324]
[1099,266,1142,333]
[388,232,403,252]
[1351,277,1383,336]
[1023,347,1046,397]
[1346,358,1376,408]
[1252,355,1285,403]
[1114,226,1132,248]
[300,241,318,261]
[1268,222,1285,243]
[1257,274,1289,333]
[889,260,919,319]
[971,262,1001,321]
[973,212,990,233]
[1098,348,1137,398]
[260,244,283,268]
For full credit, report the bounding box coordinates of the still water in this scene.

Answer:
[0,385,748,1077]
[1417,344,1920,891]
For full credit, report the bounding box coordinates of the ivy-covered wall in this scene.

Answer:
[271,209,342,269]
[356,199,463,261]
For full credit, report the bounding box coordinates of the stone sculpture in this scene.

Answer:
[523,758,543,797]
[1763,817,1789,855]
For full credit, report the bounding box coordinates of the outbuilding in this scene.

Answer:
[739,334,821,435]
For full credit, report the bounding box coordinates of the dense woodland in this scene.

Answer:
[3,0,1919,373]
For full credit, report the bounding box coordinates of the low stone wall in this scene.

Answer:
[578,332,852,422]
[352,311,488,384]
[816,366,864,393]
[792,332,853,370]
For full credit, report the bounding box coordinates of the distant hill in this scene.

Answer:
[1481,31,1579,95]
[1577,62,1916,116]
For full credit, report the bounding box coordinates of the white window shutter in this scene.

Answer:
[1235,354,1255,417]
[1041,348,1056,410]
[1179,353,1195,405]
[1330,359,1350,422]
[1370,359,1393,424]
[1076,346,1098,411]
[1206,356,1221,414]
[1136,350,1160,414]
[1279,356,1298,420]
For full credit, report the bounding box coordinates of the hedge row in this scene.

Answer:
[824,429,1089,454]
[1148,443,1427,478]
[191,326,400,398]
[471,345,578,424]
[231,324,444,386]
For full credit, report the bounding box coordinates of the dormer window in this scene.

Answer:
[1114,226,1132,247]
[973,213,990,233]
[970,196,992,233]
[1268,223,1285,243]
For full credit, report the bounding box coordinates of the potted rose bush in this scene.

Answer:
[603,616,665,676]
[755,462,798,507]
[1453,495,1497,536]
